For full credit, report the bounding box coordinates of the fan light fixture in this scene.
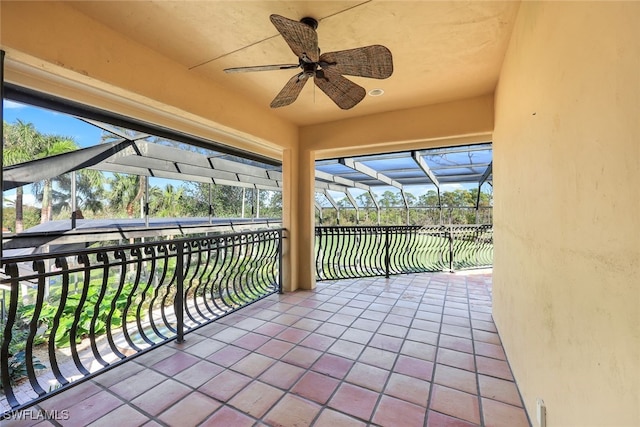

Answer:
[224,15,393,110]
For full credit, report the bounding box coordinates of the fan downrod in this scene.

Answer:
[300,17,318,29]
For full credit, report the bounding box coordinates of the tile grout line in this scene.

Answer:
[467,275,487,427]
[423,274,452,427]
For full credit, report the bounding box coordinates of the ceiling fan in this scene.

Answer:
[224,14,393,110]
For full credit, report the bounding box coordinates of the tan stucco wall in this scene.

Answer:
[301,95,493,159]
[493,2,640,426]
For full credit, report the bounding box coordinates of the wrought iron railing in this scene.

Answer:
[315,225,492,280]
[0,228,283,415]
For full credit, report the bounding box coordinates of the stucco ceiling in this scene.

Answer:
[67,1,519,127]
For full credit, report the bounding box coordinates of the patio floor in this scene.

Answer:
[4,271,531,427]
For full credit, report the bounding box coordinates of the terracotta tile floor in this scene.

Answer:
[5,271,531,427]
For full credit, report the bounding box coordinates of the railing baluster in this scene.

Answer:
[48,257,71,385]
[196,239,216,317]
[222,237,240,307]
[315,227,322,280]
[121,248,143,352]
[60,256,91,377]
[210,238,232,311]
[175,241,184,344]
[384,226,390,278]
[278,229,284,294]
[206,242,227,314]
[106,250,128,359]
[448,226,454,272]
[24,260,48,396]
[90,252,111,367]
[1,263,20,408]
[182,241,200,327]
[193,239,213,319]
[136,247,158,345]
[148,244,170,340]
[248,233,266,295]
[235,235,253,302]
[160,243,179,335]
[362,227,375,276]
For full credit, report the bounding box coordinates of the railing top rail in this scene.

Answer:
[315,224,492,230]
[0,227,285,265]
[2,218,282,240]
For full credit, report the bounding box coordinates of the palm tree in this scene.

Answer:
[100,129,148,219]
[55,169,106,217]
[150,184,186,217]
[3,120,43,232]
[31,135,79,223]
[107,173,145,218]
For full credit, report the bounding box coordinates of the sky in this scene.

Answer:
[4,99,102,148]
[4,100,106,207]
[2,99,196,207]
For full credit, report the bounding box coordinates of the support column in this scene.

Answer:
[241,187,246,218]
[282,146,316,292]
[70,171,77,229]
[256,189,260,219]
[208,183,213,224]
[144,176,149,227]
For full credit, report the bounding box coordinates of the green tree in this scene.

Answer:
[404,192,417,206]
[107,173,145,218]
[150,183,186,217]
[378,191,407,225]
[185,182,247,217]
[379,190,400,208]
[354,192,378,224]
[55,170,106,217]
[257,190,282,218]
[31,135,79,223]
[337,196,351,208]
[2,205,40,232]
[3,120,43,232]
[100,128,149,219]
[356,192,375,208]
[418,190,440,207]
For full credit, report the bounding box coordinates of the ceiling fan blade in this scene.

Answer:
[270,14,319,62]
[271,73,310,108]
[314,67,366,110]
[319,45,393,79]
[224,64,299,73]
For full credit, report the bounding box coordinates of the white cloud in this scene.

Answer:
[3,193,39,208]
[440,183,464,191]
[3,100,27,110]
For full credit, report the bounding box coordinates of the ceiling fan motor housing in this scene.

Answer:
[300,17,319,29]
